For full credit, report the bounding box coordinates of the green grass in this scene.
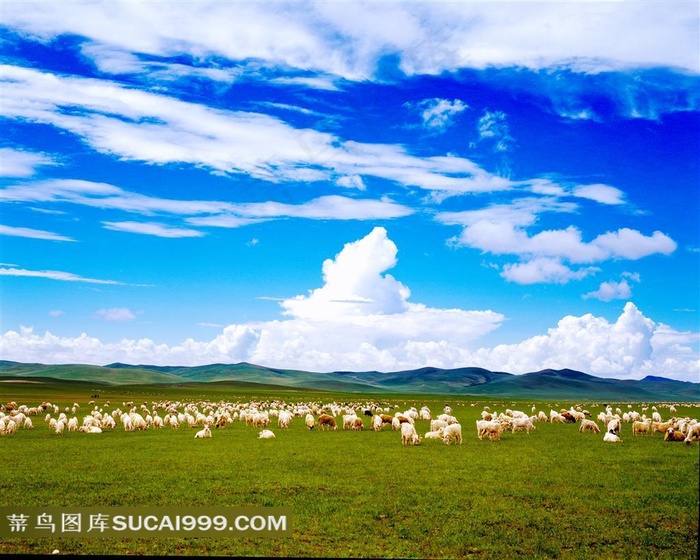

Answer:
[1,382,698,558]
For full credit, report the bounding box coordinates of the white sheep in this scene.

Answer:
[305,413,315,430]
[277,410,293,429]
[258,429,276,439]
[401,423,421,446]
[683,423,700,445]
[423,430,444,440]
[511,416,536,434]
[442,423,462,445]
[194,425,212,438]
[579,419,601,434]
[603,430,622,443]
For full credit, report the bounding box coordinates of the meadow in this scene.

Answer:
[1,380,698,558]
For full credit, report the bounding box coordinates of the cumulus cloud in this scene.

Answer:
[470,303,699,381]
[1,231,697,381]
[438,197,677,284]
[583,273,641,302]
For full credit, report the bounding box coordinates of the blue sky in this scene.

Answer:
[1,1,698,381]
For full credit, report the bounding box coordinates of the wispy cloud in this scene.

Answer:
[0,66,516,196]
[0,147,58,178]
[3,2,696,79]
[102,221,205,238]
[0,224,74,242]
[0,267,122,285]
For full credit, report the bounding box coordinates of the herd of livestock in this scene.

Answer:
[2,394,699,447]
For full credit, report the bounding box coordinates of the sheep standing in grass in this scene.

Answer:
[401,422,421,446]
[278,411,293,429]
[442,423,462,445]
[317,414,337,431]
[511,416,536,435]
[632,420,652,437]
[305,414,315,430]
[579,419,601,434]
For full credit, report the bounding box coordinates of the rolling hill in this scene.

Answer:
[0,360,698,401]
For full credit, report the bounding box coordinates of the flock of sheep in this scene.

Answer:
[2,395,700,447]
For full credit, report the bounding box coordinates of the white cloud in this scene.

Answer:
[573,183,626,205]
[2,178,411,231]
[281,227,412,319]
[0,224,74,242]
[476,110,513,151]
[1,230,696,381]
[49,310,64,318]
[3,2,696,80]
[96,308,136,322]
[583,279,633,302]
[102,221,205,238]
[438,197,677,284]
[336,175,366,190]
[502,258,599,285]
[0,65,511,196]
[414,98,468,131]
[0,267,122,285]
[0,148,57,177]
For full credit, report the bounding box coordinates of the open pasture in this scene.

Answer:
[1,380,699,558]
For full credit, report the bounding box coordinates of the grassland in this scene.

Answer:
[1,380,698,558]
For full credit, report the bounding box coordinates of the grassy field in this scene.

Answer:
[1,380,698,558]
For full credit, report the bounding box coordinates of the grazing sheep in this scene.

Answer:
[277,410,293,429]
[664,428,685,442]
[632,420,652,437]
[442,423,462,445]
[651,420,675,437]
[305,414,315,430]
[607,418,621,436]
[603,430,622,443]
[511,416,537,435]
[194,426,212,438]
[351,417,364,431]
[258,429,275,439]
[579,419,601,434]
[430,419,448,432]
[401,423,421,446]
[476,420,503,441]
[372,415,384,432]
[317,414,337,431]
[343,413,358,430]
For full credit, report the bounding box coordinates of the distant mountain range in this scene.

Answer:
[0,360,698,401]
